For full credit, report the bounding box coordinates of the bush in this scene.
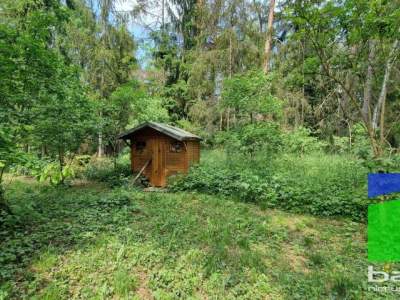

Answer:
[282,127,326,155]
[170,166,269,203]
[267,153,369,221]
[9,155,47,177]
[37,162,75,185]
[216,122,282,159]
[171,150,371,222]
[84,158,132,187]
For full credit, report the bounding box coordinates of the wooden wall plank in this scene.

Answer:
[128,127,200,187]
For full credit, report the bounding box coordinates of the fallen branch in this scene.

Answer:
[132,159,151,185]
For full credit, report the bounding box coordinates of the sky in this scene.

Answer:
[114,0,164,68]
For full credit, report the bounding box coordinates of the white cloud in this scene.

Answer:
[114,0,136,12]
[115,0,178,31]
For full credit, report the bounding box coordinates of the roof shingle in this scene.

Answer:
[118,122,202,141]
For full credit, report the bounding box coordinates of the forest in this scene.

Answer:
[1,0,400,299]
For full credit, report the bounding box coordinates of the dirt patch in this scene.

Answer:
[136,270,153,300]
[285,247,310,274]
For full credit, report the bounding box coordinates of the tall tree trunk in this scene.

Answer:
[263,0,275,74]
[98,69,105,158]
[226,108,230,131]
[161,0,165,30]
[252,0,263,32]
[227,28,233,130]
[98,131,104,157]
[0,178,12,214]
[372,39,399,131]
[380,95,386,147]
[362,40,375,124]
[58,148,66,184]
[340,46,357,125]
[229,30,233,78]
[98,109,103,157]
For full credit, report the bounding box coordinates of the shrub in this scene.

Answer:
[84,158,132,187]
[267,153,368,221]
[282,127,326,155]
[10,155,92,184]
[171,150,370,222]
[350,123,372,159]
[214,122,282,165]
[9,155,47,177]
[170,166,270,203]
[37,162,75,185]
[362,153,400,173]
[236,122,282,157]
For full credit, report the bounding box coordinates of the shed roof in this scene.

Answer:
[118,122,202,141]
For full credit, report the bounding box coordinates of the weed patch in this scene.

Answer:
[0,179,395,299]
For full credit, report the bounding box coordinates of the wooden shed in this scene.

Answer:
[118,122,201,187]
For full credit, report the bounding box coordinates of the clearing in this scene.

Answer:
[0,178,388,299]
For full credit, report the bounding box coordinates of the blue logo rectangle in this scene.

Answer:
[368,173,400,198]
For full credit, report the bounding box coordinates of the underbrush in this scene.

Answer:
[83,157,132,187]
[0,181,140,288]
[268,154,368,220]
[9,153,133,187]
[1,179,393,299]
[170,150,373,221]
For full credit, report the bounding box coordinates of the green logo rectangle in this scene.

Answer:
[368,200,400,262]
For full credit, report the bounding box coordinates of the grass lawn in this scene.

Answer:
[0,178,392,299]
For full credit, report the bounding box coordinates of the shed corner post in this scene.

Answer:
[184,141,189,173]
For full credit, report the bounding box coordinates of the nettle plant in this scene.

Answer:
[38,162,75,186]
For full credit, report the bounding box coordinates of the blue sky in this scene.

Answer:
[115,0,164,68]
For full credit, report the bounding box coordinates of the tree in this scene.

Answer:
[222,70,282,125]
[31,66,96,184]
[102,80,170,162]
[0,0,72,205]
[284,0,400,156]
[62,0,137,157]
[263,0,276,74]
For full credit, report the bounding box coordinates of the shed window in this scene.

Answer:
[170,141,184,153]
[135,141,146,152]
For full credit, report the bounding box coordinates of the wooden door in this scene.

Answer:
[151,138,166,186]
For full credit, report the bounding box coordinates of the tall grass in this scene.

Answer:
[171,149,371,221]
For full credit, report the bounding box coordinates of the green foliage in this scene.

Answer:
[350,123,373,159]
[161,80,190,121]
[171,150,370,221]
[0,131,26,179]
[329,123,384,161]
[130,94,170,125]
[215,122,282,161]
[268,154,369,220]
[237,122,282,156]
[171,166,269,203]
[32,68,96,163]
[84,158,132,187]
[107,81,170,129]
[221,70,282,120]
[175,119,206,139]
[363,154,400,173]
[0,0,68,182]
[38,163,75,186]
[0,182,139,294]
[0,0,96,187]
[282,127,327,155]
[331,136,351,154]
[0,179,390,299]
